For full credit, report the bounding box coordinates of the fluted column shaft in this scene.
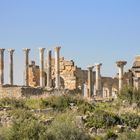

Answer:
[95,63,102,96]
[116,61,127,91]
[23,48,30,86]
[8,49,15,85]
[47,50,52,88]
[55,47,61,89]
[39,48,45,87]
[87,66,94,98]
[0,49,5,85]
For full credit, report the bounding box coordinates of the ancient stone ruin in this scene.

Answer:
[0,47,140,99]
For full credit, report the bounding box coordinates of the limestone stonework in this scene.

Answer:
[1,47,140,99]
[23,48,30,86]
[8,49,15,85]
[0,49,5,86]
[28,61,40,87]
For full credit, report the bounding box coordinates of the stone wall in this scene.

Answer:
[0,85,44,99]
[28,61,40,87]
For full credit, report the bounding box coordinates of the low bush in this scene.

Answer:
[121,113,140,129]
[1,109,47,140]
[86,109,121,129]
[118,131,140,140]
[118,87,140,107]
[46,112,91,140]
[0,98,27,109]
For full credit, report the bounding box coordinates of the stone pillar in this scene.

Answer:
[23,48,30,86]
[8,49,15,85]
[95,63,102,96]
[54,47,61,89]
[39,48,45,87]
[0,48,5,85]
[47,50,52,89]
[116,61,127,91]
[87,66,94,98]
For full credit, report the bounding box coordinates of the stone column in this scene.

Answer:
[8,49,15,85]
[95,63,102,96]
[54,47,61,89]
[39,48,45,87]
[87,66,94,98]
[0,48,5,86]
[23,48,30,86]
[116,61,127,91]
[47,50,52,89]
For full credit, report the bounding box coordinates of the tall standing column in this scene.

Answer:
[54,47,61,89]
[95,63,102,96]
[0,48,5,86]
[23,48,30,86]
[116,61,127,91]
[8,49,15,85]
[87,66,94,98]
[47,50,52,88]
[39,48,45,87]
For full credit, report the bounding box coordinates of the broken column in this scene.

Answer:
[39,48,45,87]
[54,47,61,89]
[116,61,127,91]
[8,49,15,85]
[95,63,102,96]
[23,48,30,86]
[46,50,52,89]
[0,48,5,86]
[87,66,94,98]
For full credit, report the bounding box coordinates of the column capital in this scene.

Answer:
[54,46,61,51]
[87,66,94,71]
[95,63,102,68]
[8,48,15,53]
[39,48,45,53]
[0,48,5,52]
[23,48,30,53]
[116,61,127,67]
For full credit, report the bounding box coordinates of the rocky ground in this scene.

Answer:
[0,89,140,140]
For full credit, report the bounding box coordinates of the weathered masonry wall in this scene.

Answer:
[0,86,44,98]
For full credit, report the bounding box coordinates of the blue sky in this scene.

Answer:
[0,0,140,85]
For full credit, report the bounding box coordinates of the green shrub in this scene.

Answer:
[118,131,140,140]
[132,89,140,107]
[118,87,140,107]
[104,130,118,140]
[78,101,95,114]
[121,113,140,129]
[41,95,70,111]
[0,98,27,109]
[118,87,133,105]
[46,112,91,140]
[2,109,47,140]
[40,95,93,113]
[86,109,121,129]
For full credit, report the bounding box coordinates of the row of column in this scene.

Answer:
[116,61,127,91]
[24,47,61,89]
[87,61,127,98]
[0,48,128,93]
[0,48,15,86]
[0,47,61,89]
[87,63,102,98]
